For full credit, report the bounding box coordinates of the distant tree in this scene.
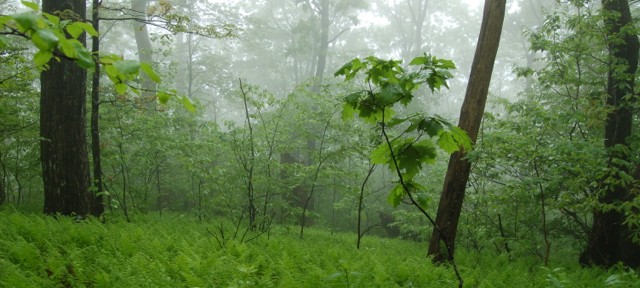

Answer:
[383,0,430,60]
[130,0,157,108]
[427,0,506,263]
[580,0,640,267]
[41,0,93,216]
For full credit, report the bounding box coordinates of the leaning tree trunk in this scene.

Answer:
[427,0,506,263]
[41,0,92,216]
[580,0,640,268]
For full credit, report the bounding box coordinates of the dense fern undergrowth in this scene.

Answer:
[0,208,638,288]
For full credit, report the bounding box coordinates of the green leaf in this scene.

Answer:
[104,64,120,82]
[59,38,76,59]
[33,50,52,67]
[115,83,128,95]
[140,62,161,83]
[453,127,471,150]
[387,115,412,128]
[65,22,84,39]
[416,192,429,209]
[341,102,355,121]
[409,55,427,66]
[418,117,444,137]
[371,142,391,165]
[114,60,140,75]
[437,131,459,153]
[334,58,364,80]
[73,41,94,70]
[387,185,404,208]
[65,22,98,38]
[31,28,59,51]
[395,139,436,180]
[0,15,11,27]
[182,96,196,113]
[377,84,402,106]
[434,58,456,69]
[43,13,60,25]
[157,91,171,104]
[437,128,471,154]
[99,54,121,65]
[21,1,39,12]
[13,12,38,32]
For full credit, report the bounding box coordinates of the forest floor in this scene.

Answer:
[0,207,638,287]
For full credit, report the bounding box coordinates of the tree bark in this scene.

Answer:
[41,0,92,216]
[90,0,105,217]
[427,0,506,263]
[580,0,640,268]
[131,0,156,108]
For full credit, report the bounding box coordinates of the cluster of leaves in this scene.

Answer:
[0,1,179,106]
[335,55,470,207]
[0,1,95,68]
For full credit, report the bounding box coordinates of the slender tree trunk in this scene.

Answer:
[427,0,506,263]
[131,0,156,108]
[357,164,376,249]
[313,0,330,89]
[409,0,429,56]
[41,0,92,216]
[90,0,105,217]
[580,0,640,268]
[0,152,5,206]
[239,80,257,228]
[299,113,333,238]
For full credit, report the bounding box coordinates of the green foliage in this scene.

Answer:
[0,34,42,209]
[462,0,640,259]
[335,55,455,124]
[0,210,636,287]
[0,1,184,106]
[336,55,470,207]
[1,1,97,70]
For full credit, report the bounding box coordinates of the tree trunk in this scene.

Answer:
[131,0,156,108]
[0,158,5,206]
[580,0,640,268]
[90,0,105,217]
[313,0,330,89]
[427,0,506,263]
[409,0,429,56]
[41,0,92,216]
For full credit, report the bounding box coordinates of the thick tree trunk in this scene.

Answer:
[580,0,640,268]
[41,0,92,216]
[427,0,506,263]
[90,0,105,217]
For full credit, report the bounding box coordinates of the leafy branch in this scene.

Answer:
[335,54,470,288]
[0,1,192,109]
[98,4,238,39]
